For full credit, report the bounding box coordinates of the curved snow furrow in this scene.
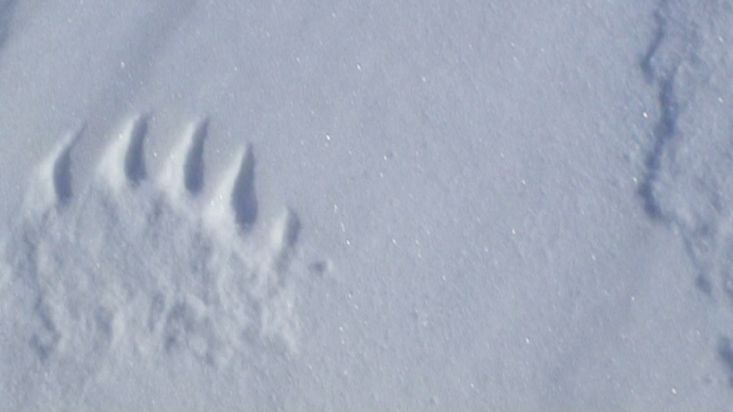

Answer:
[639,0,733,384]
[638,3,681,223]
[1,114,312,385]
[639,0,733,285]
[159,117,208,199]
[24,128,82,212]
[639,0,717,224]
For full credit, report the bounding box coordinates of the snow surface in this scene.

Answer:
[1,0,733,410]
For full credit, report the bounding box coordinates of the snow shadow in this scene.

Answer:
[231,145,258,230]
[125,115,148,185]
[184,119,208,195]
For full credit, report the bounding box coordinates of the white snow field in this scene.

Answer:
[1,0,733,410]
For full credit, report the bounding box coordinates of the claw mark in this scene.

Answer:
[32,129,82,210]
[231,144,258,230]
[261,208,301,274]
[271,209,300,261]
[208,144,258,231]
[51,130,81,204]
[100,114,149,188]
[161,118,208,198]
[183,118,207,195]
[124,115,148,184]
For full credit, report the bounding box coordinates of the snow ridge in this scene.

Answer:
[639,0,733,384]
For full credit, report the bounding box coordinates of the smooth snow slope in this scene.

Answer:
[1,0,733,411]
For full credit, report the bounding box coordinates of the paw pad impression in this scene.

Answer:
[4,114,313,369]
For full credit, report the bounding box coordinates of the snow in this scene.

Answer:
[1,0,733,410]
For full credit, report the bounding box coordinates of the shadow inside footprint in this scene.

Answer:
[184,119,208,195]
[124,116,148,185]
[231,146,258,230]
[53,141,74,204]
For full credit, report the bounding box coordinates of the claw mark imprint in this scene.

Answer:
[49,131,79,204]
[99,114,149,189]
[1,114,320,376]
[231,144,258,230]
[160,117,208,199]
[183,118,207,195]
[28,129,81,210]
[123,115,148,184]
[205,143,258,232]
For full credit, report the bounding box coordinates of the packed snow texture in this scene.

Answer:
[1,0,733,410]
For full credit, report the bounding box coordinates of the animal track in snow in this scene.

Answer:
[638,0,733,290]
[2,114,308,370]
[638,0,733,387]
